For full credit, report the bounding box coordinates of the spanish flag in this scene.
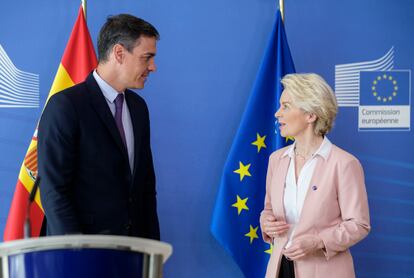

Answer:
[3,5,97,241]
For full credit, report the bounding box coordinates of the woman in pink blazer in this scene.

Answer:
[260,73,370,278]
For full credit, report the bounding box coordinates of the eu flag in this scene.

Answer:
[360,70,410,106]
[211,10,295,278]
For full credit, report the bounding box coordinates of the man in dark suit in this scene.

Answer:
[38,14,160,240]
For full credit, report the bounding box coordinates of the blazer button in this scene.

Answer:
[128,197,134,204]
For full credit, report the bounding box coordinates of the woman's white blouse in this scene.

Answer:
[283,137,332,248]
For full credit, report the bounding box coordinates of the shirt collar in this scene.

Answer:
[93,70,124,103]
[282,136,332,160]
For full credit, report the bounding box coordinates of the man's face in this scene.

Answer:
[119,36,157,89]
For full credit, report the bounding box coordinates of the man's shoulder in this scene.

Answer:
[125,90,148,109]
[56,81,89,98]
[46,81,92,110]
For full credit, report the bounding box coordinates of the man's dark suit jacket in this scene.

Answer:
[38,73,160,240]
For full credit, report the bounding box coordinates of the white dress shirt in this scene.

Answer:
[283,136,332,248]
[93,71,134,172]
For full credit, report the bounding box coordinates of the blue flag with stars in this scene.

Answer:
[211,10,295,278]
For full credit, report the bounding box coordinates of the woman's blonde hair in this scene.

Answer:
[281,73,338,136]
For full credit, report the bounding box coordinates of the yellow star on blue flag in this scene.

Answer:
[252,133,267,153]
[245,225,259,244]
[233,161,251,181]
[265,243,273,254]
[232,195,249,215]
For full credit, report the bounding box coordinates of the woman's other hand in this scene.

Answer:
[282,235,324,260]
[260,210,290,243]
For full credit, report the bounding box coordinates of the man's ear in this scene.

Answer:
[112,44,125,64]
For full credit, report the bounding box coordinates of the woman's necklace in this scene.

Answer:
[294,147,314,160]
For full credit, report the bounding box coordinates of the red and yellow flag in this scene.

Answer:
[3,5,97,241]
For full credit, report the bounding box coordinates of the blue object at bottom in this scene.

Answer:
[8,248,143,278]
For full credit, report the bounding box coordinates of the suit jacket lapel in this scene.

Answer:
[85,73,129,161]
[273,155,291,222]
[125,90,142,180]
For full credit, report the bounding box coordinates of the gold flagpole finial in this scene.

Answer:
[81,0,87,20]
[279,0,285,22]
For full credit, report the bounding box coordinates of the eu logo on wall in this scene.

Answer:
[359,71,410,130]
[0,44,39,108]
[334,47,411,131]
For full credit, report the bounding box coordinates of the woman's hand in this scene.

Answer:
[260,210,290,243]
[282,235,324,260]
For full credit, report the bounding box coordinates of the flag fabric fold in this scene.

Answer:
[211,10,295,277]
[4,5,97,241]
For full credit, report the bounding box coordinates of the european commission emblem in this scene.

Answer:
[0,44,39,108]
[335,47,411,131]
[359,71,410,130]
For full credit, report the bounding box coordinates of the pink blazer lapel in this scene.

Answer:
[271,155,291,222]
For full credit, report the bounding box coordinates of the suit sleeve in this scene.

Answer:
[140,103,160,240]
[38,93,81,235]
[318,158,371,259]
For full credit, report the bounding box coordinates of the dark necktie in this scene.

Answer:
[114,94,127,147]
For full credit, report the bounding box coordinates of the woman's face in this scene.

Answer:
[275,90,310,138]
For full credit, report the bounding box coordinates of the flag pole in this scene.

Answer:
[279,0,284,22]
[81,0,87,20]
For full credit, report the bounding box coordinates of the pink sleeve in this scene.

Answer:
[260,155,275,243]
[319,158,371,259]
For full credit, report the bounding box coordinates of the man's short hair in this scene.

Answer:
[97,14,159,62]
